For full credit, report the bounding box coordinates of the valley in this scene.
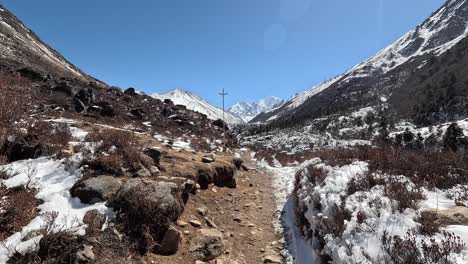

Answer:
[2,0,468,263]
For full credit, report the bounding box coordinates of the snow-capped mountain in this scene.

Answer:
[228,96,284,122]
[252,0,468,124]
[0,5,95,82]
[152,89,244,124]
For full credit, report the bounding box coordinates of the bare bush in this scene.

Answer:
[380,229,464,264]
[0,185,38,240]
[384,179,426,212]
[83,129,143,175]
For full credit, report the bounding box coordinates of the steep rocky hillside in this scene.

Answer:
[0,6,97,83]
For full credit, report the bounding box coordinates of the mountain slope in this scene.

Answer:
[228,96,284,122]
[152,89,244,124]
[0,5,97,83]
[252,0,468,125]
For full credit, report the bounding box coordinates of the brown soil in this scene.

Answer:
[145,158,285,264]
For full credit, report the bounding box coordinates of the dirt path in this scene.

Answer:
[146,157,285,264]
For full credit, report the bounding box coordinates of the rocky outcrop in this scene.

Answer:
[421,206,468,226]
[70,176,123,204]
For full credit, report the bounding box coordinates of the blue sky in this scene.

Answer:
[4,0,445,108]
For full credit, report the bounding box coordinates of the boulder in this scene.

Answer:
[124,87,137,96]
[135,167,151,178]
[190,229,225,261]
[76,245,95,262]
[16,67,43,81]
[52,82,77,96]
[421,207,468,226]
[143,147,162,165]
[163,99,174,106]
[212,119,228,130]
[70,176,123,204]
[109,178,184,225]
[130,108,144,119]
[94,101,115,117]
[158,225,182,255]
[139,153,155,169]
[74,88,94,106]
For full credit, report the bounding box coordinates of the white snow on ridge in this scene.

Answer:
[266,0,468,121]
[152,89,244,124]
[229,96,285,122]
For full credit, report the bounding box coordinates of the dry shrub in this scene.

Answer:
[347,172,386,195]
[7,212,84,264]
[384,179,426,213]
[84,129,142,175]
[0,74,28,160]
[380,229,464,264]
[0,185,38,240]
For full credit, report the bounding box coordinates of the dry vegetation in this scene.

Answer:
[82,128,143,175]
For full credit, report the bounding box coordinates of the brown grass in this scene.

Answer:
[0,185,39,240]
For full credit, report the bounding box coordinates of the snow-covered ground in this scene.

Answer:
[256,157,318,263]
[265,155,468,264]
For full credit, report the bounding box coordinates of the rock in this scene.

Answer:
[197,207,208,216]
[232,158,243,170]
[163,99,174,106]
[158,225,182,255]
[181,179,195,193]
[143,147,162,165]
[76,245,95,262]
[205,217,218,229]
[263,255,282,263]
[421,207,468,226]
[83,210,106,237]
[74,98,86,112]
[177,220,188,228]
[109,178,184,224]
[130,108,144,119]
[190,219,202,227]
[202,156,215,163]
[4,141,44,162]
[16,67,43,81]
[135,167,151,178]
[139,153,155,170]
[149,166,160,176]
[233,216,242,223]
[190,229,225,261]
[74,88,94,107]
[124,87,137,96]
[93,101,115,117]
[70,176,123,204]
[212,119,228,130]
[52,82,77,96]
[183,230,190,235]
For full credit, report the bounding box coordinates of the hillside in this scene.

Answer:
[251,0,468,127]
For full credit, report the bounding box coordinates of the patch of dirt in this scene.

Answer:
[145,157,285,264]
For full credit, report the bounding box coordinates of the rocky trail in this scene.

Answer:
[147,156,285,264]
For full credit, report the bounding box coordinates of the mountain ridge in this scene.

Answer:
[251,0,468,125]
[228,96,284,123]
